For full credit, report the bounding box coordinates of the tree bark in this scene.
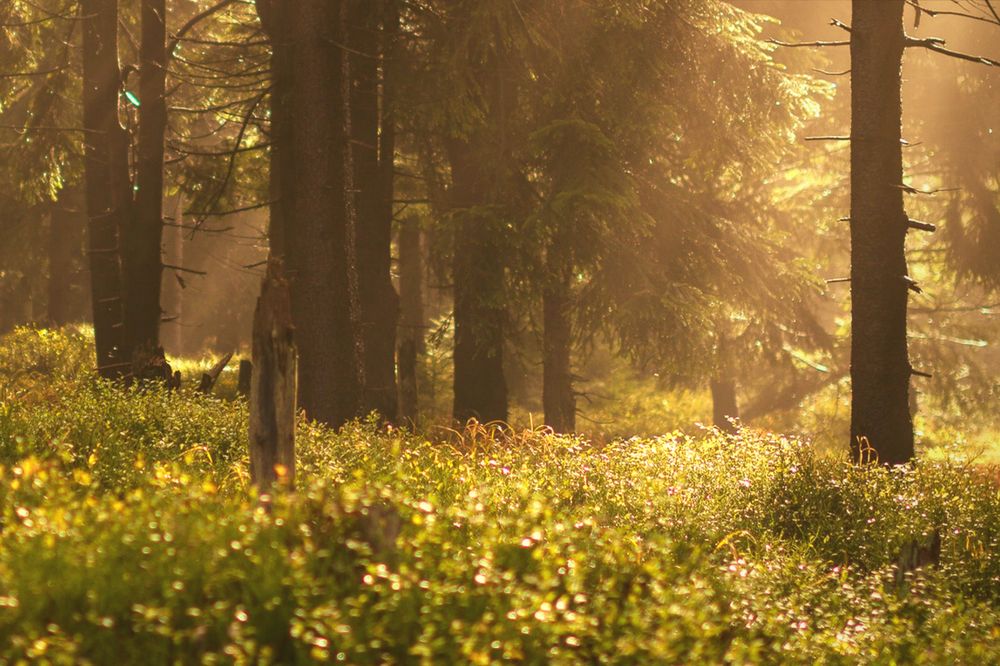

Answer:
[237,359,252,398]
[710,376,739,434]
[397,216,424,424]
[542,245,575,433]
[48,187,85,326]
[256,0,366,429]
[849,0,914,464]
[123,0,168,361]
[256,0,290,260]
[448,138,509,424]
[335,0,368,425]
[162,195,185,355]
[353,0,399,422]
[81,0,131,378]
[249,261,297,491]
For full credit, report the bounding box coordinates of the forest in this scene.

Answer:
[0,0,999,662]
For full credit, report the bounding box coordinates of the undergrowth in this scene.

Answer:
[0,327,998,663]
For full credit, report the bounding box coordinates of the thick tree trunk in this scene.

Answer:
[448,139,509,424]
[397,216,424,424]
[353,0,399,421]
[286,0,354,425]
[48,187,85,326]
[123,0,167,360]
[81,0,131,378]
[257,0,365,429]
[710,376,739,434]
[249,261,297,490]
[335,0,368,425]
[849,0,914,465]
[256,0,290,260]
[542,247,575,433]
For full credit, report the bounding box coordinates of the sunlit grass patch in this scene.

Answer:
[2,328,1000,662]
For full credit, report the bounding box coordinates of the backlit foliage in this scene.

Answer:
[1,328,1000,662]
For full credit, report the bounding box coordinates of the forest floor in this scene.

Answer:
[0,327,999,663]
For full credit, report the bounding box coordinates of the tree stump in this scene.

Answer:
[895,529,941,587]
[237,359,253,397]
[198,351,233,394]
[129,345,174,386]
[249,260,297,491]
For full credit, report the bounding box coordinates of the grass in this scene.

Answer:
[0,326,999,663]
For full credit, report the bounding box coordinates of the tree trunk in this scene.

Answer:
[122,0,168,361]
[397,216,424,424]
[710,376,739,434]
[238,359,252,398]
[256,0,366,429]
[256,0,290,260]
[448,138,509,424]
[542,245,575,433]
[353,0,399,422]
[3,275,34,331]
[849,0,914,465]
[162,195,185,355]
[249,261,297,491]
[81,0,131,378]
[48,187,85,326]
[335,0,368,425]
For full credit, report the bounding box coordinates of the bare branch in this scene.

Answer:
[904,0,1000,26]
[168,0,240,58]
[805,135,851,142]
[902,276,923,294]
[907,219,937,232]
[163,263,208,276]
[987,0,1000,24]
[905,36,1000,66]
[768,38,849,48]
[893,183,961,195]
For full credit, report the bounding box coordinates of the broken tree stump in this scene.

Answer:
[198,351,234,394]
[129,345,174,387]
[894,529,941,587]
[237,359,252,397]
[249,260,297,491]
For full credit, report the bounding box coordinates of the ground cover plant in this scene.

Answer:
[0,327,998,664]
[3,0,999,662]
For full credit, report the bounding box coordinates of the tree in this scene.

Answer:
[256,0,366,429]
[352,0,401,422]
[123,0,169,362]
[542,234,576,432]
[397,214,425,425]
[80,0,171,377]
[81,0,132,378]
[523,1,827,433]
[407,0,529,424]
[47,186,88,326]
[849,0,913,464]
[448,134,512,424]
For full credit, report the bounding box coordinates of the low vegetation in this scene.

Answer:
[0,327,996,663]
